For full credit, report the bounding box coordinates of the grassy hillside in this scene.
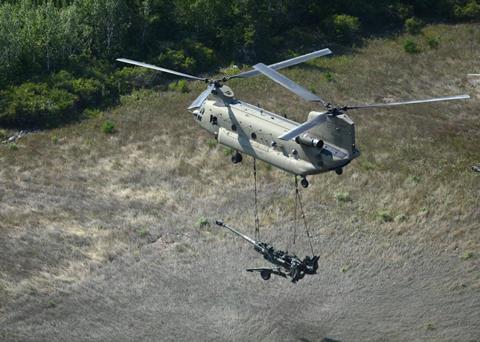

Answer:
[1,24,479,341]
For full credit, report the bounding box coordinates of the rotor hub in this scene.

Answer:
[216,84,235,98]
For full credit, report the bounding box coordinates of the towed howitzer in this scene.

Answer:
[215,220,319,283]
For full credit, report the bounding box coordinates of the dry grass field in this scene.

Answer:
[1,24,479,341]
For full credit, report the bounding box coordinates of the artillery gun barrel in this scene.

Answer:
[215,220,261,249]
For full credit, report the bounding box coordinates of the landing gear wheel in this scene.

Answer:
[300,177,309,188]
[335,168,343,175]
[231,151,242,164]
[260,270,271,280]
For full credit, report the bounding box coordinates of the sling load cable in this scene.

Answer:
[252,160,315,256]
[293,175,315,256]
[253,158,260,240]
[292,176,299,246]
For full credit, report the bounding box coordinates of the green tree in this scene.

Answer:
[454,0,480,20]
[73,0,130,58]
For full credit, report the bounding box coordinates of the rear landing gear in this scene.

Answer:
[335,168,343,175]
[300,177,309,188]
[231,151,242,164]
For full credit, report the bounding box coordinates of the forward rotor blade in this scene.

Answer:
[116,58,207,81]
[253,63,328,106]
[188,83,215,110]
[345,94,470,110]
[279,112,328,141]
[230,48,332,79]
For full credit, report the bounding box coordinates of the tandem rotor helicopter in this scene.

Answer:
[117,48,470,188]
[117,49,470,282]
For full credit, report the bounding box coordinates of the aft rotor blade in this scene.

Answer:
[253,63,328,106]
[188,83,215,110]
[279,112,328,141]
[345,95,470,110]
[230,48,332,79]
[116,58,207,81]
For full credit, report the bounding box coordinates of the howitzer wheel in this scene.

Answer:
[260,270,271,280]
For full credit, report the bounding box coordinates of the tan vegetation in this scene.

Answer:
[0,24,479,341]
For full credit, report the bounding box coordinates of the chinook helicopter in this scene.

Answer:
[117,49,469,188]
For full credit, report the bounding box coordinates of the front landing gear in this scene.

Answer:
[300,176,309,188]
[335,168,343,175]
[231,151,242,164]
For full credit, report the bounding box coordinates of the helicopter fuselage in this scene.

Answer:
[191,85,360,176]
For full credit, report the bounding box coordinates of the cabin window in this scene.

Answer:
[210,115,218,125]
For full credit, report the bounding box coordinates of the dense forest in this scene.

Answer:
[0,0,478,127]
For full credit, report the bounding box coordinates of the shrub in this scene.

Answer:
[0,83,78,127]
[168,79,189,93]
[70,78,103,107]
[408,175,421,184]
[49,70,75,88]
[50,69,118,109]
[207,139,217,149]
[112,67,161,94]
[334,191,352,202]
[426,36,440,49]
[182,40,216,71]
[326,14,361,44]
[377,210,393,222]
[222,65,240,76]
[405,17,424,35]
[102,120,115,134]
[404,39,421,54]
[136,228,148,238]
[324,72,334,82]
[84,108,102,118]
[157,48,196,74]
[461,251,474,260]
[197,217,210,228]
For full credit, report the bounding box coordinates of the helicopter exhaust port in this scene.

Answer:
[295,135,324,149]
